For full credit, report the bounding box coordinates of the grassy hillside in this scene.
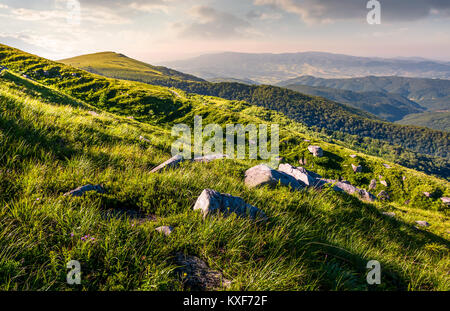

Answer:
[397,111,450,132]
[1,52,450,291]
[282,84,425,122]
[60,52,205,84]
[51,50,450,177]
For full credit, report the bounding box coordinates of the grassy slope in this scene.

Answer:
[0,47,449,291]
[56,50,450,178]
[60,52,205,83]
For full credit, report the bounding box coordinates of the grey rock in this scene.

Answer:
[278,163,316,187]
[155,226,173,236]
[323,179,376,202]
[441,197,450,205]
[369,179,377,191]
[352,164,362,173]
[151,155,184,173]
[308,145,323,157]
[64,184,105,197]
[244,164,303,189]
[139,135,151,143]
[383,212,396,217]
[415,221,430,227]
[193,189,267,221]
[174,253,231,290]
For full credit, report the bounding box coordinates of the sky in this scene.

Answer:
[0,0,449,64]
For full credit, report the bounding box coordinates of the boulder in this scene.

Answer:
[174,253,231,290]
[193,189,267,221]
[155,226,173,236]
[307,145,323,157]
[278,163,316,187]
[415,221,430,227]
[64,184,105,197]
[383,212,396,217]
[151,155,184,173]
[322,179,376,202]
[369,179,377,191]
[244,165,303,189]
[351,164,362,173]
[441,197,450,205]
[377,190,390,201]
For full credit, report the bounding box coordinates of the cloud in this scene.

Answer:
[254,0,450,23]
[247,10,282,20]
[177,6,252,39]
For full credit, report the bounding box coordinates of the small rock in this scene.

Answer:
[383,164,392,169]
[304,139,310,142]
[377,190,390,201]
[174,253,231,290]
[351,164,362,173]
[193,189,267,221]
[404,200,410,205]
[402,176,406,181]
[308,145,323,157]
[151,155,184,173]
[415,221,430,227]
[379,179,388,187]
[278,163,316,187]
[349,154,357,158]
[64,184,105,197]
[244,165,303,190]
[298,158,307,166]
[155,226,173,236]
[88,111,99,117]
[139,135,151,143]
[382,212,396,217]
[423,192,431,198]
[441,197,450,205]
[369,179,377,191]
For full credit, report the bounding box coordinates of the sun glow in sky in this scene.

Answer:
[0,0,449,63]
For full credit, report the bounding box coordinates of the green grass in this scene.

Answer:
[0,45,449,291]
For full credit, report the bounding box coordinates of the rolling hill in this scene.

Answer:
[0,43,449,291]
[281,84,425,122]
[162,52,450,84]
[51,50,450,177]
[60,51,205,84]
[278,75,450,112]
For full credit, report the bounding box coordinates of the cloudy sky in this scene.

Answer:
[0,0,449,63]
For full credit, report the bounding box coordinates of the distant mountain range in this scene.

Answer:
[277,75,450,111]
[163,52,450,84]
[279,84,425,122]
